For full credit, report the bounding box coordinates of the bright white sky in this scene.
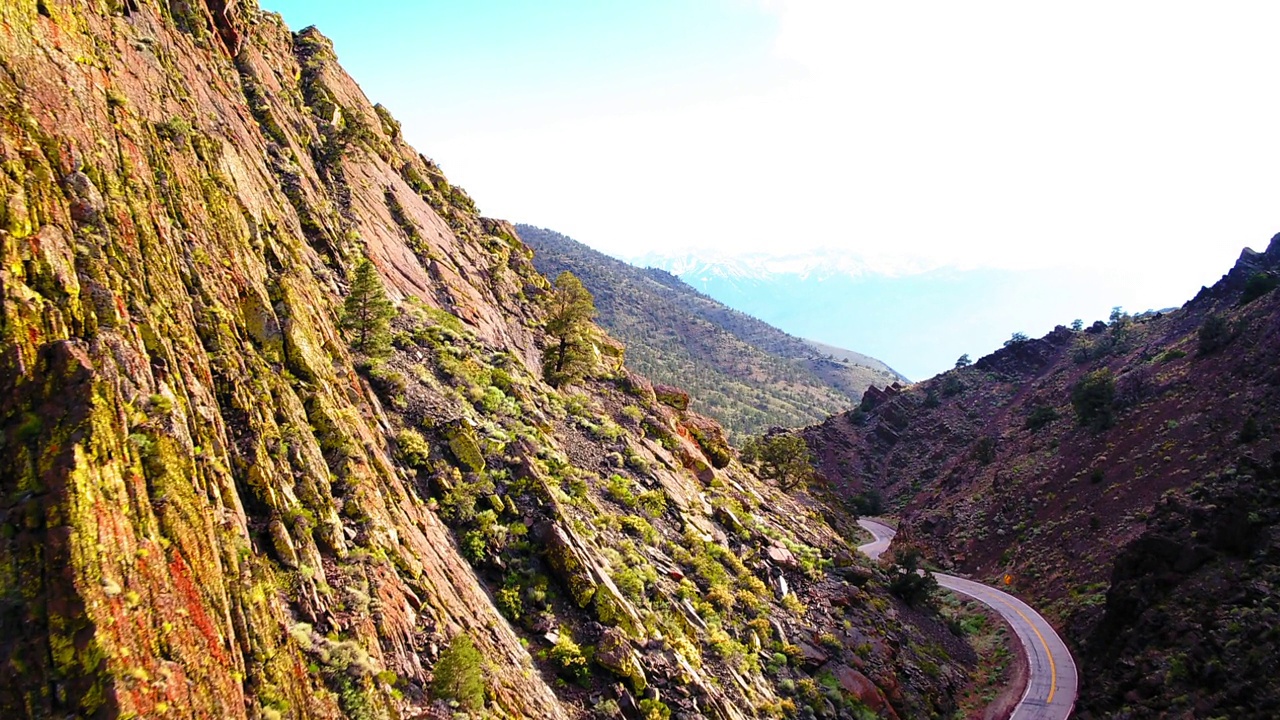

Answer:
[422,1,1280,277]
[265,0,1280,372]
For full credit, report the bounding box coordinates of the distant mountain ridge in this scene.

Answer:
[519,225,905,438]
[631,249,897,286]
[626,248,1170,381]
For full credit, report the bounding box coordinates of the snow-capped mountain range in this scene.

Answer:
[628,249,938,286]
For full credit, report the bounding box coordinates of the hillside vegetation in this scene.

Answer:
[520,225,903,439]
[804,237,1280,718]
[0,2,971,718]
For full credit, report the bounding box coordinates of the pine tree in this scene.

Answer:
[749,434,814,490]
[340,257,395,357]
[543,271,596,386]
[431,633,485,711]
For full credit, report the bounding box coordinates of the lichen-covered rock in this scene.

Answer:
[444,420,486,472]
[538,521,598,608]
[596,627,646,693]
[0,2,978,719]
[827,664,901,720]
[687,420,733,469]
[654,383,691,411]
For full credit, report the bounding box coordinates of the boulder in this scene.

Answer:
[766,544,798,569]
[795,640,829,668]
[617,370,657,403]
[654,384,691,411]
[827,665,899,720]
[596,628,647,693]
[537,521,597,607]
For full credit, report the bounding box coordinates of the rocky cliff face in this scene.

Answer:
[805,235,1280,717]
[0,2,970,718]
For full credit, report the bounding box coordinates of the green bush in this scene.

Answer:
[637,489,667,518]
[605,474,637,508]
[431,634,485,711]
[1024,405,1059,432]
[639,698,671,720]
[395,428,431,468]
[619,515,658,545]
[888,548,938,607]
[1071,369,1116,431]
[548,629,591,681]
[1197,314,1232,355]
[1241,272,1278,305]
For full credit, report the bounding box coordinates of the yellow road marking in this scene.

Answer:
[989,592,1058,704]
[871,521,1064,711]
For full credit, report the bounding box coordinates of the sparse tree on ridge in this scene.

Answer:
[543,271,597,386]
[955,354,971,369]
[341,257,396,357]
[744,433,814,490]
[1004,332,1029,347]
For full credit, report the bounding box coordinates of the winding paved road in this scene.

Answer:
[857,519,1078,720]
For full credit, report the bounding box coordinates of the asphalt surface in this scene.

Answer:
[857,519,1078,720]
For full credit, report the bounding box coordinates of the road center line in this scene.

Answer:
[986,590,1057,704]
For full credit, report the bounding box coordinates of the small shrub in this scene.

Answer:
[549,629,591,682]
[1239,416,1261,444]
[155,116,192,143]
[592,418,627,442]
[1197,314,1232,355]
[496,585,523,620]
[636,489,667,518]
[605,474,637,508]
[432,634,485,712]
[624,453,649,475]
[1025,405,1058,432]
[1071,369,1116,431]
[395,428,431,469]
[638,698,671,720]
[16,413,42,442]
[706,584,736,613]
[619,515,658,545]
[1240,272,1278,305]
[973,436,997,465]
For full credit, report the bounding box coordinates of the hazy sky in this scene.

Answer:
[260,1,1279,370]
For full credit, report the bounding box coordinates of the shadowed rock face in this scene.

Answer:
[0,2,976,718]
[803,235,1280,717]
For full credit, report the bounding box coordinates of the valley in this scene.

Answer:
[1,1,1277,719]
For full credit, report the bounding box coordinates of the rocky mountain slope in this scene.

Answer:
[0,2,974,718]
[804,236,1280,718]
[519,225,903,440]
